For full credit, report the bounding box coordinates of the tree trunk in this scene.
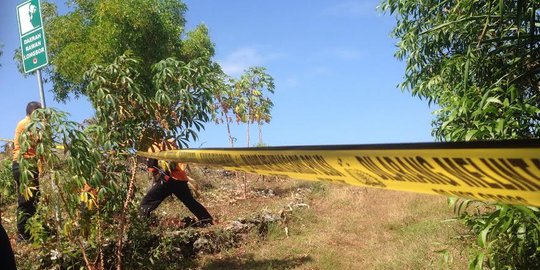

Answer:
[98,213,105,270]
[247,121,250,147]
[115,157,137,270]
[226,116,234,148]
[52,172,96,269]
[258,123,263,145]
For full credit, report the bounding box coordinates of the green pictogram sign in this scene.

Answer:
[17,0,48,73]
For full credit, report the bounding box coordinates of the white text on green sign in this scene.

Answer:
[16,0,48,73]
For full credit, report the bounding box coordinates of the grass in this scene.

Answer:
[193,180,469,270]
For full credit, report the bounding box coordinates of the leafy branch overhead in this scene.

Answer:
[85,53,218,149]
[21,0,217,102]
[380,0,539,141]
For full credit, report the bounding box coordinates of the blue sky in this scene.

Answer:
[1,0,435,148]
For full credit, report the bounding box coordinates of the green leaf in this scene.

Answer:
[495,119,505,133]
[484,97,502,109]
[465,130,478,141]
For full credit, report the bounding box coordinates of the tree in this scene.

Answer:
[233,67,275,147]
[380,0,539,268]
[19,108,105,269]
[33,0,223,145]
[208,67,274,199]
[210,67,275,147]
[380,0,539,141]
[23,0,217,102]
[209,75,237,147]
[18,52,218,270]
[12,0,222,269]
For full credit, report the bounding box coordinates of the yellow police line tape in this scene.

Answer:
[138,140,540,207]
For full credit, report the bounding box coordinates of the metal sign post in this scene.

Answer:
[36,69,46,108]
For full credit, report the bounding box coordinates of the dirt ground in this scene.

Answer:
[179,168,470,269]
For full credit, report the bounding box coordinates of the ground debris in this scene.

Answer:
[155,190,312,259]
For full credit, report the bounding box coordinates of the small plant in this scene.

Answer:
[450,198,540,269]
[0,158,16,207]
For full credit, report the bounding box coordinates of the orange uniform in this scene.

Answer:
[147,140,188,181]
[12,116,36,161]
[140,139,213,224]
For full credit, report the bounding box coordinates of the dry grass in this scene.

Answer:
[189,174,470,270]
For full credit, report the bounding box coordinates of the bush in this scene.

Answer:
[0,158,16,207]
[451,199,540,269]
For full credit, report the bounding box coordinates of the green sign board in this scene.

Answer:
[17,0,48,73]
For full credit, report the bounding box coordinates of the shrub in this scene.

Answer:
[0,158,16,207]
[451,199,540,269]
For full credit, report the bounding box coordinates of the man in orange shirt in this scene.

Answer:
[140,139,214,227]
[12,101,41,241]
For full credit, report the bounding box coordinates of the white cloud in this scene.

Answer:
[219,47,263,76]
[218,47,284,77]
[322,1,376,17]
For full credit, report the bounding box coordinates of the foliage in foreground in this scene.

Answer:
[15,51,218,269]
[381,0,540,269]
[0,158,16,207]
[451,199,540,269]
[380,0,539,140]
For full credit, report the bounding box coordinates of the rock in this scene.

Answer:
[226,220,251,232]
[193,236,210,253]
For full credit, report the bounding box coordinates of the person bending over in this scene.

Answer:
[140,139,213,227]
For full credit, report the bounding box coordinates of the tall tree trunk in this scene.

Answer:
[247,121,250,147]
[226,115,234,148]
[115,157,137,270]
[52,172,95,269]
[98,213,105,270]
[258,123,263,145]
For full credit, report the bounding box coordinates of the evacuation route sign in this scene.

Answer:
[16,0,48,73]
